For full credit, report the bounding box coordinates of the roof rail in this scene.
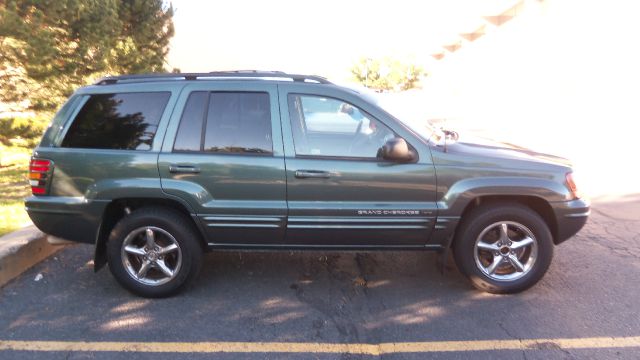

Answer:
[94,71,332,85]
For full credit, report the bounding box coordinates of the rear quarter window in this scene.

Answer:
[61,92,170,150]
[39,95,82,147]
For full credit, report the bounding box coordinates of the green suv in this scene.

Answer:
[25,71,589,297]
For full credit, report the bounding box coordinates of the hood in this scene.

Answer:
[442,132,573,168]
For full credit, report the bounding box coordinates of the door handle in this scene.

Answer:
[169,164,201,174]
[295,170,331,179]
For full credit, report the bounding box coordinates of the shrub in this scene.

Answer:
[0,113,50,146]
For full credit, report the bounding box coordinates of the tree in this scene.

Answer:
[111,0,174,74]
[351,57,427,92]
[0,0,174,112]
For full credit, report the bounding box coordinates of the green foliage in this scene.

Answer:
[0,201,31,236]
[351,57,427,92]
[0,145,32,236]
[0,114,50,146]
[0,1,177,234]
[112,0,175,74]
[0,0,175,112]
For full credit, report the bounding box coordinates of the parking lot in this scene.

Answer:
[0,194,638,359]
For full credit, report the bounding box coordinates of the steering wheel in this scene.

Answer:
[349,119,391,157]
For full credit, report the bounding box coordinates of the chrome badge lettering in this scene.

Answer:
[357,210,420,215]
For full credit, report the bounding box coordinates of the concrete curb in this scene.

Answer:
[0,225,66,287]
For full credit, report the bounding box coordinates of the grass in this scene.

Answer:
[0,145,32,236]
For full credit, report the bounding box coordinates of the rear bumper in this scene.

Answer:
[25,196,109,244]
[552,198,590,244]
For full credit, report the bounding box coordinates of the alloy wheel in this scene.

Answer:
[120,226,182,286]
[473,221,538,281]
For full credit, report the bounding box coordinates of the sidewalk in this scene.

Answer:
[0,225,66,287]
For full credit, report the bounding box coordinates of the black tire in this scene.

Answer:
[453,203,553,294]
[107,207,203,298]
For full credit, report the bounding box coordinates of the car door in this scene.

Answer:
[159,82,286,245]
[279,84,438,246]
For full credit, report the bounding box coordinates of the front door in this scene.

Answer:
[280,87,437,246]
[159,83,286,245]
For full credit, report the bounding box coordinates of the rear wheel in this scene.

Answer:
[453,203,553,294]
[107,207,203,298]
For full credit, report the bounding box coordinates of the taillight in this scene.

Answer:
[565,172,581,199]
[29,158,53,196]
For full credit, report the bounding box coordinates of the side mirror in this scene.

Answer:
[379,137,415,162]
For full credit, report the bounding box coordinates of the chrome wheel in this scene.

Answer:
[121,226,182,286]
[473,221,538,281]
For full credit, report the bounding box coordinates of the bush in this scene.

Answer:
[351,57,427,92]
[0,113,50,146]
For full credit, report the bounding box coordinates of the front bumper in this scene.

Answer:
[551,198,590,244]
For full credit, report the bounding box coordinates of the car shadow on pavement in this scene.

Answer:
[1,200,639,350]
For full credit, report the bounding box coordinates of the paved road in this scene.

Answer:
[0,197,639,359]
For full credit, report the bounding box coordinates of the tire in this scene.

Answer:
[107,207,203,298]
[453,203,553,294]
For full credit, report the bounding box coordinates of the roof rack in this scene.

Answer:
[95,70,332,85]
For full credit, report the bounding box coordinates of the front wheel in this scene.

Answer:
[453,204,553,294]
[107,207,203,298]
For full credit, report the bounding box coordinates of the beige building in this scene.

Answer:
[415,0,639,197]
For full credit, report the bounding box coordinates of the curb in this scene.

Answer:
[0,225,67,287]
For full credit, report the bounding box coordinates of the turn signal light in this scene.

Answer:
[29,158,52,196]
[565,172,581,199]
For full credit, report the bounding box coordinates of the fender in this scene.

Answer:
[90,179,204,272]
[433,176,570,271]
[438,176,570,216]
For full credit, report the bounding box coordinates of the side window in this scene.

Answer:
[61,92,170,150]
[173,92,207,152]
[288,94,395,158]
[173,91,272,154]
[40,95,81,147]
[204,92,272,154]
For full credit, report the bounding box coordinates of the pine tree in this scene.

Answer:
[112,0,174,74]
[0,0,174,112]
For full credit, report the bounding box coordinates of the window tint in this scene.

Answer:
[288,94,395,158]
[61,92,170,150]
[173,92,207,152]
[203,92,272,154]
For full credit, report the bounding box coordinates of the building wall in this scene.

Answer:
[422,0,640,197]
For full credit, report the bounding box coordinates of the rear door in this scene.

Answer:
[279,84,438,246]
[159,82,286,245]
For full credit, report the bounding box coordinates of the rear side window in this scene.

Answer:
[173,92,207,152]
[40,95,82,147]
[61,92,170,150]
[173,91,272,154]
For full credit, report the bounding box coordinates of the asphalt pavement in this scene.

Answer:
[0,196,639,359]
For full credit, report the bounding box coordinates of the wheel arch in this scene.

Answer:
[435,176,567,248]
[454,195,558,246]
[93,197,206,272]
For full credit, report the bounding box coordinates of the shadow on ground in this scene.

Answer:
[0,199,638,357]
